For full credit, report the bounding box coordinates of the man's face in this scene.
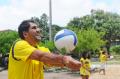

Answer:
[25,22,42,42]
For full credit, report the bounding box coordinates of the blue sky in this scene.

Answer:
[92,0,112,4]
[0,0,10,6]
[0,0,120,30]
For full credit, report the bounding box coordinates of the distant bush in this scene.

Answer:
[110,45,120,54]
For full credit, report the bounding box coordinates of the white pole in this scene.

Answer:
[49,0,52,41]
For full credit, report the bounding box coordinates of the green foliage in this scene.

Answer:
[67,17,81,28]
[52,24,63,39]
[91,10,120,40]
[75,28,106,53]
[110,45,120,54]
[91,10,120,52]
[39,41,68,55]
[39,41,56,51]
[0,30,18,55]
[67,9,120,53]
[59,48,67,55]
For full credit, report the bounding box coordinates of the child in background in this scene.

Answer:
[99,51,108,75]
[80,52,91,79]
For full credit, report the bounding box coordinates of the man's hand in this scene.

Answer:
[63,56,81,71]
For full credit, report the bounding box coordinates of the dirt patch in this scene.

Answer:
[90,64,120,79]
[0,64,120,79]
[44,64,120,79]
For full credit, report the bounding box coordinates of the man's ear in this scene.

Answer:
[23,31,28,38]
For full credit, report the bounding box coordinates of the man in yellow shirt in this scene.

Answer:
[8,20,81,79]
[99,51,108,75]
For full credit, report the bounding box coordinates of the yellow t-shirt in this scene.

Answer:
[100,54,107,63]
[8,40,50,79]
[80,58,91,76]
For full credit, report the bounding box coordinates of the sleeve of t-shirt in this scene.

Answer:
[14,40,36,62]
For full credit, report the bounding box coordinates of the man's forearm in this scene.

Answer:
[39,53,65,67]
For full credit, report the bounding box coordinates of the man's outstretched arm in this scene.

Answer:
[29,49,81,70]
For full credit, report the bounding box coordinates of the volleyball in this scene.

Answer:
[54,29,77,53]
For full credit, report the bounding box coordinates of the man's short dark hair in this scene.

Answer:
[18,20,35,39]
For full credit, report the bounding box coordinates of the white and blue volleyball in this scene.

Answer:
[54,29,77,52]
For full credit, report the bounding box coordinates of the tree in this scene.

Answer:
[0,30,18,55]
[67,17,81,28]
[91,10,120,52]
[75,28,105,53]
[67,9,120,52]
[52,24,63,38]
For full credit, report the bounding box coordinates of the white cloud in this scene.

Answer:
[0,0,49,30]
[52,0,93,26]
[0,0,120,30]
[94,2,109,11]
